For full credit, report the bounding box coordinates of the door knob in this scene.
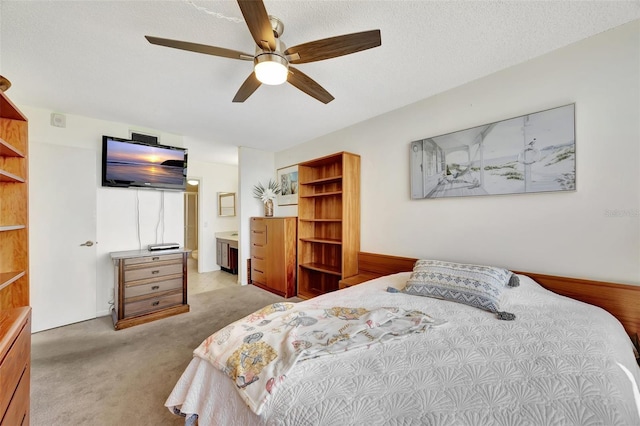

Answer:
[80,240,96,247]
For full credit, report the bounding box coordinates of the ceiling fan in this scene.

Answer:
[145,0,381,104]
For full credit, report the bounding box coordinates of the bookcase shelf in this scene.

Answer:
[299,262,342,276]
[300,190,342,198]
[0,271,26,292]
[0,169,25,183]
[301,175,343,186]
[0,225,26,232]
[297,152,360,299]
[0,138,25,157]
[299,237,342,245]
[0,89,29,310]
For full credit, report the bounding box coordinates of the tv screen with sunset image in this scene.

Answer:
[101,136,188,190]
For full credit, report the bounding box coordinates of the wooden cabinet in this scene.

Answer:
[250,217,297,298]
[0,91,29,310]
[297,152,360,299]
[0,307,31,426]
[110,249,189,330]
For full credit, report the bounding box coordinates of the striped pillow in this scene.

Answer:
[404,260,518,319]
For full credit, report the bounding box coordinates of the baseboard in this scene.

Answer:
[96,309,111,317]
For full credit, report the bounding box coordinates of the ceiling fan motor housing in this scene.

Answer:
[269,15,284,38]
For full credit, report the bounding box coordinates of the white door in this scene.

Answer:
[30,142,97,332]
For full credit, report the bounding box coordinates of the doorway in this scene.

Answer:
[184,178,199,272]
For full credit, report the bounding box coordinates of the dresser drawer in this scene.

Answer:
[1,365,29,426]
[251,258,266,273]
[125,277,183,298]
[250,244,266,260]
[250,229,267,246]
[250,217,266,232]
[124,291,183,318]
[124,263,183,282]
[124,253,184,266]
[251,268,266,285]
[0,317,30,418]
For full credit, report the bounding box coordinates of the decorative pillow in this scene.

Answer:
[413,259,519,287]
[403,260,518,320]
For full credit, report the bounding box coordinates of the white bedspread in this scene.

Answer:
[166,273,640,425]
[193,303,443,414]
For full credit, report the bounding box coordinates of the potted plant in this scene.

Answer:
[253,179,281,217]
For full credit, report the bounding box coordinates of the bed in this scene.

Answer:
[166,253,640,425]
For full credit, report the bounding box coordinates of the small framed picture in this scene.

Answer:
[277,165,298,206]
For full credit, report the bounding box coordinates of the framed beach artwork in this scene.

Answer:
[277,165,299,206]
[410,104,576,199]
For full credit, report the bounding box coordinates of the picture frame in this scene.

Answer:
[277,165,299,206]
[410,103,575,199]
[218,192,236,216]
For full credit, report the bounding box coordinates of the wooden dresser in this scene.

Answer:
[110,249,189,330]
[0,307,31,426]
[250,217,297,298]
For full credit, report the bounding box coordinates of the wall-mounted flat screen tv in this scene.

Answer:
[101,135,188,191]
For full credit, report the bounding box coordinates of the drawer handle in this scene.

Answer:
[151,285,160,290]
[254,269,264,273]
[151,270,160,274]
[152,257,160,261]
[152,301,160,306]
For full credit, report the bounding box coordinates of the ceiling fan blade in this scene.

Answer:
[233,72,262,103]
[237,0,276,51]
[285,29,381,64]
[287,67,334,104]
[145,36,253,60]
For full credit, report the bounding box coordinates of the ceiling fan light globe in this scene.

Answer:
[254,54,289,85]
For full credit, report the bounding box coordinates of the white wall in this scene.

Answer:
[275,21,640,285]
[238,147,275,285]
[186,157,239,273]
[23,106,238,319]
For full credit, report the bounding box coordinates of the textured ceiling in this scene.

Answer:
[1,1,639,164]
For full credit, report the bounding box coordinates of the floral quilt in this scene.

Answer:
[193,302,444,414]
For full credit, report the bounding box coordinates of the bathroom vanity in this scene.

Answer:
[215,231,238,274]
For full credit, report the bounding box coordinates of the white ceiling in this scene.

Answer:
[2,1,639,163]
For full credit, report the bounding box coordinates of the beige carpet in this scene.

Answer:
[31,285,297,426]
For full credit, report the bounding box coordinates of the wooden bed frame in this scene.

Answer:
[339,252,640,338]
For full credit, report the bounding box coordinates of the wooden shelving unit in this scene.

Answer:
[0,90,29,310]
[297,152,360,299]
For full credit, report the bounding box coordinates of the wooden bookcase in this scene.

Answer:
[0,90,29,310]
[297,152,360,298]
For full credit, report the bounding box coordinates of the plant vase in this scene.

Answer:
[264,199,274,217]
